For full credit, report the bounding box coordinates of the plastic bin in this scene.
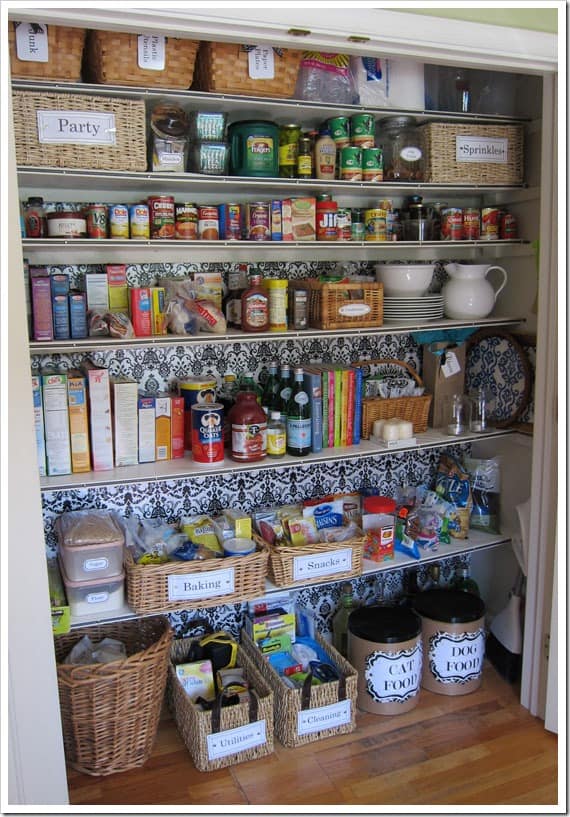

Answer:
[59,560,125,618]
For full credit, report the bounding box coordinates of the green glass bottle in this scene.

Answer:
[261,360,280,417]
[451,565,480,596]
[239,372,262,404]
[286,366,311,457]
[276,364,292,423]
[332,582,356,658]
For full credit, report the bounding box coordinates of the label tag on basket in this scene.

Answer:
[36,110,117,146]
[167,568,235,601]
[456,136,508,164]
[292,548,352,582]
[15,22,49,62]
[297,699,351,736]
[248,45,275,79]
[138,34,166,71]
[441,350,461,377]
[206,719,267,760]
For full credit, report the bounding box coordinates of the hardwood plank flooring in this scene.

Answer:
[67,661,558,809]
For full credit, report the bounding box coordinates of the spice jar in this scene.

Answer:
[380,116,425,181]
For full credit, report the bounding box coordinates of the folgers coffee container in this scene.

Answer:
[228,121,279,177]
[191,403,224,464]
[413,589,486,696]
[348,605,422,716]
[179,376,217,451]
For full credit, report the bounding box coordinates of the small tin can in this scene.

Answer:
[351,208,366,241]
[362,147,383,182]
[219,203,242,240]
[108,204,130,239]
[500,211,518,240]
[246,202,270,241]
[481,207,500,240]
[129,203,150,239]
[175,202,199,240]
[462,208,481,240]
[328,116,350,148]
[179,376,217,451]
[85,204,108,239]
[336,207,352,241]
[364,208,387,241]
[271,200,282,241]
[441,207,463,241]
[340,146,363,181]
[198,205,220,241]
[191,402,224,464]
[350,113,376,148]
[148,195,175,240]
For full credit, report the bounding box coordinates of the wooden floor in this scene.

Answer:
[67,661,558,809]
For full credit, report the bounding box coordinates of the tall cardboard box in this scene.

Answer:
[138,394,156,464]
[82,360,114,471]
[112,378,139,467]
[31,371,47,476]
[41,370,72,476]
[67,369,91,473]
[422,342,467,429]
[155,395,171,461]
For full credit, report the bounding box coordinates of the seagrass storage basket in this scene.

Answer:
[168,635,274,771]
[12,89,147,171]
[8,22,85,81]
[354,358,432,438]
[241,630,357,748]
[193,41,303,98]
[124,540,269,614]
[84,30,200,89]
[290,279,383,330]
[421,122,524,185]
[54,616,172,776]
[265,535,364,588]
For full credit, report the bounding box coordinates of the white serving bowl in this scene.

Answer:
[374,263,435,297]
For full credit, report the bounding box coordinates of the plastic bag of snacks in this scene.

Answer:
[465,457,501,533]
[434,454,473,539]
[294,52,358,105]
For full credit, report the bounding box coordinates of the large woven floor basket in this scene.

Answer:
[193,41,302,98]
[54,616,172,776]
[9,22,85,81]
[84,30,199,89]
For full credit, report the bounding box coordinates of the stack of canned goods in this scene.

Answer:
[439,206,518,241]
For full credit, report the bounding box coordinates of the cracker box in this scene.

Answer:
[85,271,109,312]
[82,360,114,471]
[106,264,129,313]
[69,292,88,339]
[155,395,171,461]
[67,369,91,473]
[129,287,152,337]
[41,370,72,476]
[112,378,138,467]
[52,294,70,340]
[170,395,185,459]
[291,197,316,241]
[31,371,47,476]
[138,394,156,463]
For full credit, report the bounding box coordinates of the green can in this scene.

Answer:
[351,208,365,241]
[340,146,362,181]
[328,116,350,147]
[362,147,383,182]
[350,113,376,148]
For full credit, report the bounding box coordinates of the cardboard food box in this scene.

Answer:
[291,197,316,241]
[422,342,466,429]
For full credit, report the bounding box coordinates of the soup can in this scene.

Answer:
[362,148,383,182]
[198,205,220,241]
[219,203,242,240]
[129,203,150,239]
[364,208,387,241]
[175,202,198,240]
[462,208,481,240]
[441,207,463,241]
[328,116,350,148]
[246,202,271,241]
[191,402,224,464]
[340,146,362,181]
[500,211,518,240]
[481,207,500,240]
[85,204,108,239]
[148,195,175,240]
[179,376,217,450]
[336,208,352,241]
[109,204,130,239]
[350,113,376,148]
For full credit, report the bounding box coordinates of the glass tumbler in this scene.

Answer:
[443,393,471,435]
[469,387,494,432]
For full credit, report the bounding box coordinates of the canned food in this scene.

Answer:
[462,208,481,241]
[340,146,363,181]
[191,403,224,464]
[109,204,129,239]
[246,202,270,241]
[364,208,387,241]
[219,203,242,240]
[500,211,518,240]
[336,207,352,241]
[441,207,463,241]
[481,207,500,240]
[175,202,198,240]
[362,147,383,182]
[328,116,350,148]
[85,204,108,239]
[148,195,175,240]
[265,279,288,331]
[198,205,220,241]
[350,113,376,148]
[129,203,150,239]
[271,200,282,241]
[179,376,217,451]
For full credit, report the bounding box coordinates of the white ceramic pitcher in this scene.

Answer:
[443,263,508,319]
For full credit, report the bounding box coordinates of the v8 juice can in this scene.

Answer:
[85,204,108,239]
[179,376,217,451]
[191,403,224,464]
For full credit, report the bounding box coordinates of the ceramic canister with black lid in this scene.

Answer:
[348,605,422,716]
[413,589,486,696]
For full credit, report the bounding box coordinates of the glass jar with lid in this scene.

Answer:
[379,116,425,181]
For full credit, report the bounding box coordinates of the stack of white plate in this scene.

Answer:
[383,294,445,323]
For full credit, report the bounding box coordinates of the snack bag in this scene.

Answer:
[434,454,473,539]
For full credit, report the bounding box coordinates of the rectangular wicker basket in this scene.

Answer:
[124,541,269,614]
[290,279,383,330]
[241,630,357,748]
[168,635,274,771]
[265,535,364,588]
[193,41,303,98]
[421,122,524,185]
[9,22,85,82]
[84,30,200,89]
[54,616,172,776]
[12,89,147,171]
[353,358,432,438]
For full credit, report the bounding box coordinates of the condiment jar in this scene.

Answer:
[316,198,338,241]
[24,197,46,238]
[227,391,267,462]
[380,116,425,181]
[314,127,337,180]
[47,208,87,238]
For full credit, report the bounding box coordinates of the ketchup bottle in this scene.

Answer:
[227,391,267,462]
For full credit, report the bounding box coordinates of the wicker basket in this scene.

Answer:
[421,122,524,185]
[193,41,302,98]
[12,89,147,171]
[265,535,364,588]
[9,22,85,81]
[168,635,274,771]
[54,616,172,776]
[241,630,357,748]
[124,541,269,614]
[290,279,383,330]
[354,358,432,438]
[84,30,200,89]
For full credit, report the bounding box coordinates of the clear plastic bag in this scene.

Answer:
[295,52,358,105]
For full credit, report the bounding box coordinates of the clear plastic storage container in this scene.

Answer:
[59,561,125,618]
